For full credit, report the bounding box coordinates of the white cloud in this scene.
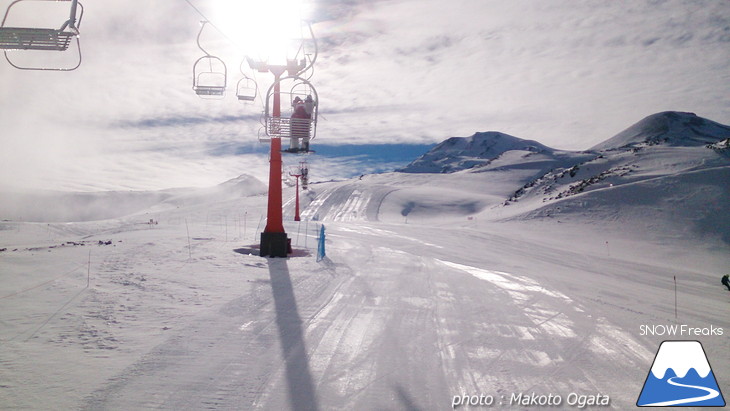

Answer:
[1,0,728,191]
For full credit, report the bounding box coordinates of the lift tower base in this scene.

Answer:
[260,232,289,258]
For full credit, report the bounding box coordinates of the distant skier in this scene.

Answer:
[722,274,730,291]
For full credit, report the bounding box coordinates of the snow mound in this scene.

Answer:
[300,174,503,223]
[0,190,171,223]
[510,166,730,243]
[0,174,266,222]
[400,131,554,173]
[591,111,730,151]
[162,174,267,208]
[377,186,496,222]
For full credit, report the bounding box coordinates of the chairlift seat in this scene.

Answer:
[194,85,225,96]
[0,27,75,50]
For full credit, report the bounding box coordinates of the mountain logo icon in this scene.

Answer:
[637,340,725,407]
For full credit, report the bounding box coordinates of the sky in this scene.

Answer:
[0,0,728,192]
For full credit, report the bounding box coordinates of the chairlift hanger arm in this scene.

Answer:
[295,22,317,76]
[58,0,81,32]
[65,0,80,30]
[196,20,212,56]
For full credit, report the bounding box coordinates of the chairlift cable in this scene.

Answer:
[252,70,266,110]
[181,0,211,26]
[182,0,314,116]
[182,0,265,110]
[181,0,236,49]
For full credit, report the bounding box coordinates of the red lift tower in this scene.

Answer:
[289,161,308,222]
[247,22,318,257]
[259,65,288,257]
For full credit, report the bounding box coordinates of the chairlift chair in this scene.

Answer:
[193,55,226,97]
[236,61,258,102]
[192,21,226,98]
[257,126,271,144]
[263,75,318,153]
[236,76,257,101]
[299,161,309,190]
[0,0,83,70]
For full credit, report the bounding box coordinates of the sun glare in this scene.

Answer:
[211,0,306,64]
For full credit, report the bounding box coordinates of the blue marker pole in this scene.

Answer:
[317,225,326,262]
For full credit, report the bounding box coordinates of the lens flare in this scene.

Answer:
[212,0,305,64]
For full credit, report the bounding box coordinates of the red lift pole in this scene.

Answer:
[260,66,289,257]
[293,174,301,222]
[289,169,303,222]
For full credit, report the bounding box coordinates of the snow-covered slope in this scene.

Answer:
[500,112,730,243]
[0,174,266,222]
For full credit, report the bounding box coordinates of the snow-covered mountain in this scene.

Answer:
[498,112,730,242]
[591,111,730,151]
[399,131,557,173]
[360,111,727,242]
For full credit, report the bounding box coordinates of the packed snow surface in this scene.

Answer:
[1,112,729,410]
